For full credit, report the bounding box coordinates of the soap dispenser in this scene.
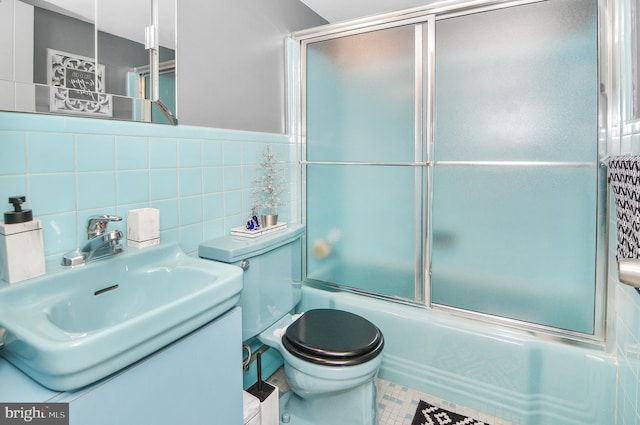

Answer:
[0,196,46,284]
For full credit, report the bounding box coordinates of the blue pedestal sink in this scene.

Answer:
[0,243,243,391]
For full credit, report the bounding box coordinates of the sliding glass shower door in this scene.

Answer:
[431,0,599,334]
[301,0,602,335]
[304,24,426,300]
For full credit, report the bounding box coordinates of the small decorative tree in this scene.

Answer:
[252,145,287,225]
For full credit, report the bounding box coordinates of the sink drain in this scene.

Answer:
[94,284,119,296]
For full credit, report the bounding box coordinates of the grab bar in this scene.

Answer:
[618,259,640,288]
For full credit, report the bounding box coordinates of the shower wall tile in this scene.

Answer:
[178,168,203,196]
[203,167,223,193]
[150,199,179,230]
[65,116,124,135]
[203,141,223,166]
[0,132,26,174]
[270,143,289,164]
[160,228,178,246]
[242,165,257,189]
[0,112,65,132]
[179,196,203,226]
[28,173,75,215]
[27,133,74,173]
[204,193,224,221]
[242,143,259,165]
[632,133,640,154]
[179,223,203,254]
[616,283,640,425]
[0,111,294,264]
[76,135,115,172]
[0,175,27,206]
[223,190,243,217]
[241,188,255,215]
[620,134,632,155]
[223,142,243,165]
[118,120,183,138]
[178,139,202,167]
[203,219,224,240]
[77,172,116,210]
[150,169,178,200]
[621,119,640,156]
[223,166,242,191]
[39,212,76,256]
[616,123,640,425]
[149,137,178,168]
[116,136,148,170]
[117,170,149,205]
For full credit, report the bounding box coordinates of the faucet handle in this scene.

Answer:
[86,214,122,239]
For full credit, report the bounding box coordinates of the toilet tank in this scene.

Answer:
[199,224,305,341]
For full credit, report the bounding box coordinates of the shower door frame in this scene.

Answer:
[293,0,613,345]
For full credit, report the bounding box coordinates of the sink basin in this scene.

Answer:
[0,242,243,391]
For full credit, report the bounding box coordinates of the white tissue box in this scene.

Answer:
[127,238,160,249]
[127,208,160,249]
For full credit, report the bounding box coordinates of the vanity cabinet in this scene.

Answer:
[0,307,242,425]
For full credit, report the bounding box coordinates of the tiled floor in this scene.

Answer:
[266,368,516,425]
[376,378,516,425]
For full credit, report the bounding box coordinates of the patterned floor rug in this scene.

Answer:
[411,400,489,425]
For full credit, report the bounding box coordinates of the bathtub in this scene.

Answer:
[298,285,616,425]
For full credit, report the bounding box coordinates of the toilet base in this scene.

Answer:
[278,379,378,425]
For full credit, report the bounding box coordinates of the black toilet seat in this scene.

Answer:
[282,309,384,366]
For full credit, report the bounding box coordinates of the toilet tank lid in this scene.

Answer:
[199,224,305,263]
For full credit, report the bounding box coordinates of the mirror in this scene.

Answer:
[0,0,177,124]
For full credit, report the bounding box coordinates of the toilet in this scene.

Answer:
[199,224,384,425]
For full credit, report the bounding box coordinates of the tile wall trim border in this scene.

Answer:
[0,111,291,143]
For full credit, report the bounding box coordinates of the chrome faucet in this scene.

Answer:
[86,214,121,239]
[62,215,124,266]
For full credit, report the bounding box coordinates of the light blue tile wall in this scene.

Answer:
[616,282,640,425]
[614,121,640,425]
[0,111,297,264]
